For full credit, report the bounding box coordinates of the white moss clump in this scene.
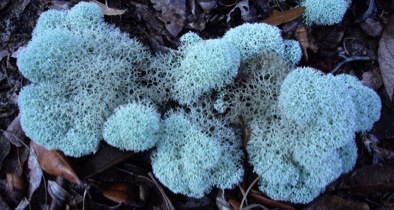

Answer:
[173,38,241,105]
[283,40,302,64]
[103,102,161,152]
[300,0,350,26]
[246,67,381,204]
[151,111,243,198]
[223,23,284,61]
[17,2,150,157]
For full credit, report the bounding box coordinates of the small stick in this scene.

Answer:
[330,56,374,74]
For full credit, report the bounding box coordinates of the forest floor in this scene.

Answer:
[1,0,394,209]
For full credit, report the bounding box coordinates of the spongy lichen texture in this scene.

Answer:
[103,101,161,152]
[151,111,243,198]
[173,38,241,105]
[283,40,302,65]
[17,2,150,157]
[300,0,350,26]
[247,67,381,204]
[223,23,285,61]
[17,6,379,203]
[215,52,293,124]
[144,24,302,106]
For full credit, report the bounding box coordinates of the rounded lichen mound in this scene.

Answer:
[300,0,350,26]
[283,40,302,65]
[337,74,382,132]
[173,38,241,105]
[223,23,284,61]
[103,102,161,152]
[17,2,150,157]
[247,67,381,204]
[151,111,243,198]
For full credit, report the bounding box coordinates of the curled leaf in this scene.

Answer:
[27,148,43,198]
[48,178,75,209]
[262,7,305,26]
[378,15,394,102]
[30,141,81,185]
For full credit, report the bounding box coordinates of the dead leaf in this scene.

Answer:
[90,0,126,16]
[296,24,310,61]
[77,144,135,180]
[30,141,81,185]
[361,68,383,90]
[6,173,27,204]
[262,7,305,26]
[4,115,27,147]
[2,146,29,175]
[100,182,143,207]
[48,178,76,209]
[0,135,10,170]
[228,199,240,210]
[27,147,43,198]
[361,132,394,162]
[340,160,394,195]
[304,195,369,210]
[360,18,383,37]
[378,15,394,102]
[151,0,186,36]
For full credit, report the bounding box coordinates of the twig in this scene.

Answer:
[330,56,374,74]
[240,166,271,209]
[355,0,377,23]
[148,172,176,210]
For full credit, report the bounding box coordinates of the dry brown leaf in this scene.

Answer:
[6,173,27,204]
[100,182,143,207]
[262,7,305,26]
[228,199,240,210]
[296,24,310,61]
[30,141,81,185]
[90,0,126,16]
[378,15,394,102]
